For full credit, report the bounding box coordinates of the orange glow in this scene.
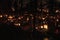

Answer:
[14,23,21,26]
[0,15,3,18]
[42,18,45,20]
[41,26,44,28]
[8,16,13,19]
[44,24,48,29]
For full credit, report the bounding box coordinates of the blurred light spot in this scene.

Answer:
[8,16,13,19]
[55,29,59,34]
[27,17,29,21]
[18,17,21,20]
[56,0,60,2]
[14,23,21,26]
[0,15,3,18]
[35,27,38,29]
[21,16,23,19]
[5,14,8,17]
[42,18,45,20]
[58,25,60,27]
[11,7,15,11]
[10,20,14,22]
[56,10,59,13]
[37,8,41,11]
[32,17,34,20]
[44,37,49,40]
[43,9,49,13]
[30,14,33,16]
[44,24,48,30]
[56,19,59,22]
[41,26,44,28]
